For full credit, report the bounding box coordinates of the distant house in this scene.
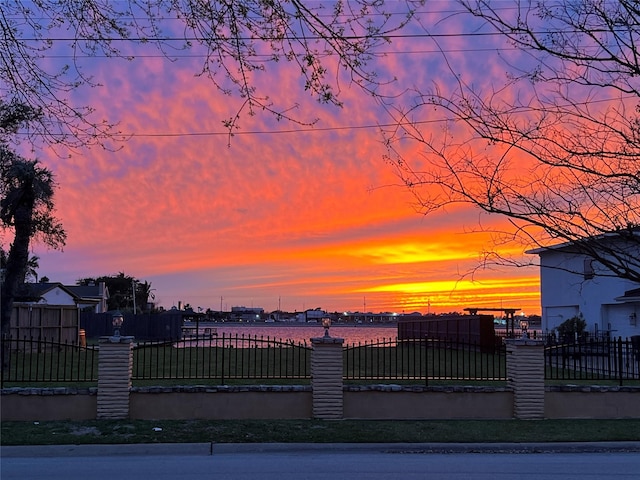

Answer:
[297,308,329,323]
[527,233,640,338]
[230,306,265,322]
[14,282,109,313]
[66,282,109,313]
[15,282,81,306]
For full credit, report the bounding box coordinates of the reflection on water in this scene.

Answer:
[184,323,398,346]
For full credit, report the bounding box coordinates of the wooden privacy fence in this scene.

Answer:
[10,304,80,344]
[80,311,183,340]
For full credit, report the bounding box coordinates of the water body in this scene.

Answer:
[193,323,398,346]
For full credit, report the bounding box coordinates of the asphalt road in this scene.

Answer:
[2,443,640,480]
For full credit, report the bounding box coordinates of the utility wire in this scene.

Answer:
[17,93,632,140]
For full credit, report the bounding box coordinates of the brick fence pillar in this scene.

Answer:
[311,334,344,419]
[505,338,545,420]
[97,336,134,419]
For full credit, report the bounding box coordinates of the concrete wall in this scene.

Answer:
[1,388,96,421]
[2,338,638,422]
[4,385,639,421]
[546,386,640,419]
[130,386,312,420]
[344,386,513,420]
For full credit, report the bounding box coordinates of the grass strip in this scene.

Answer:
[2,419,639,446]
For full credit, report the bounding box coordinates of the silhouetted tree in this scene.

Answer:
[1,103,66,344]
[78,273,154,313]
[23,255,40,283]
[137,281,156,312]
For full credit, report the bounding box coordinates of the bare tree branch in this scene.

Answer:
[0,0,422,150]
[384,0,640,282]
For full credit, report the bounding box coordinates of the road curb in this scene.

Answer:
[2,441,640,457]
[0,442,212,458]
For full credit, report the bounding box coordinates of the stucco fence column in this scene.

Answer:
[311,335,344,419]
[505,338,545,420]
[97,336,134,419]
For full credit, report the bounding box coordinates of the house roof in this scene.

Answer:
[526,228,640,255]
[14,282,80,302]
[615,288,640,303]
[66,283,109,300]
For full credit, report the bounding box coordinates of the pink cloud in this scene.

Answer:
[25,9,543,315]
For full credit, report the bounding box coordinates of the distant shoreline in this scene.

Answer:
[184,321,398,328]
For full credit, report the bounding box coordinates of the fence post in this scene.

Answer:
[505,337,545,420]
[311,334,344,419]
[97,336,134,419]
[617,337,624,387]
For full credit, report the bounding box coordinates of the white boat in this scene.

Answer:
[181,326,217,339]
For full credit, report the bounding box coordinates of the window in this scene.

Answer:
[583,258,595,280]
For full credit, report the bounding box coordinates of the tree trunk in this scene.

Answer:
[1,201,34,370]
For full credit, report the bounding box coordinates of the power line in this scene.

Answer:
[18,92,630,140]
[38,46,511,60]
[19,27,617,44]
[128,119,413,138]
[13,118,425,139]
[20,30,507,43]
[2,4,522,25]
[16,28,625,60]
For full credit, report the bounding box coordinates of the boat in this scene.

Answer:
[181,325,217,339]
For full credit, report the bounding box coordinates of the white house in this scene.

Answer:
[66,282,110,313]
[15,282,108,312]
[527,233,640,339]
[296,308,328,323]
[15,283,79,306]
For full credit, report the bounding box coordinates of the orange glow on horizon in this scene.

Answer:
[361,277,539,294]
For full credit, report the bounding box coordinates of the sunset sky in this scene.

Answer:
[8,3,542,315]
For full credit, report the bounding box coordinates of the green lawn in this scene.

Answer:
[2,419,639,446]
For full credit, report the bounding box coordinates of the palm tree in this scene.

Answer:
[1,102,65,373]
[23,254,40,283]
[0,158,66,338]
[137,281,156,312]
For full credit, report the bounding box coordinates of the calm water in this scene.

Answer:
[190,323,398,346]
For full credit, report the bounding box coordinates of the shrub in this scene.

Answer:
[556,315,587,341]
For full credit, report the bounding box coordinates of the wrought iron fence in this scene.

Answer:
[343,337,507,384]
[132,333,312,384]
[544,336,640,385]
[0,336,98,387]
[6,333,637,388]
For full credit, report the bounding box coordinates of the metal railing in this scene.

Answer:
[544,336,640,385]
[0,336,98,387]
[343,337,507,384]
[132,333,312,384]
[6,333,637,388]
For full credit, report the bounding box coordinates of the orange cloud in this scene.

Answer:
[25,9,545,316]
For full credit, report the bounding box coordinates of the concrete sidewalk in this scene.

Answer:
[2,441,640,457]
